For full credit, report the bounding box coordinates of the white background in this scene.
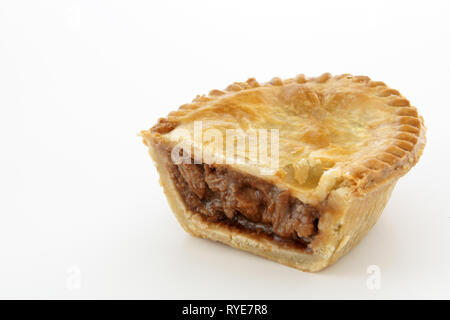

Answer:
[1,0,449,299]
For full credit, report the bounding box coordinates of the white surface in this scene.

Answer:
[1,0,449,299]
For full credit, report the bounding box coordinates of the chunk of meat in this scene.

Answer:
[178,163,206,199]
[163,149,320,246]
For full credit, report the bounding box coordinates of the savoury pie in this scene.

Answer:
[140,73,426,272]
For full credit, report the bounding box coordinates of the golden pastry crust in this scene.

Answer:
[141,73,426,272]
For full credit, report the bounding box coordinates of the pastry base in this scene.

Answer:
[148,142,397,272]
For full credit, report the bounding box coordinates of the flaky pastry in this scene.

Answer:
[141,73,426,272]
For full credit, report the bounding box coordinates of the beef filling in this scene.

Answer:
[163,149,320,249]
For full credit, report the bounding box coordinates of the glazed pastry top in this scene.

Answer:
[144,74,426,203]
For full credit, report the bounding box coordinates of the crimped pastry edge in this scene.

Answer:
[145,73,426,197]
